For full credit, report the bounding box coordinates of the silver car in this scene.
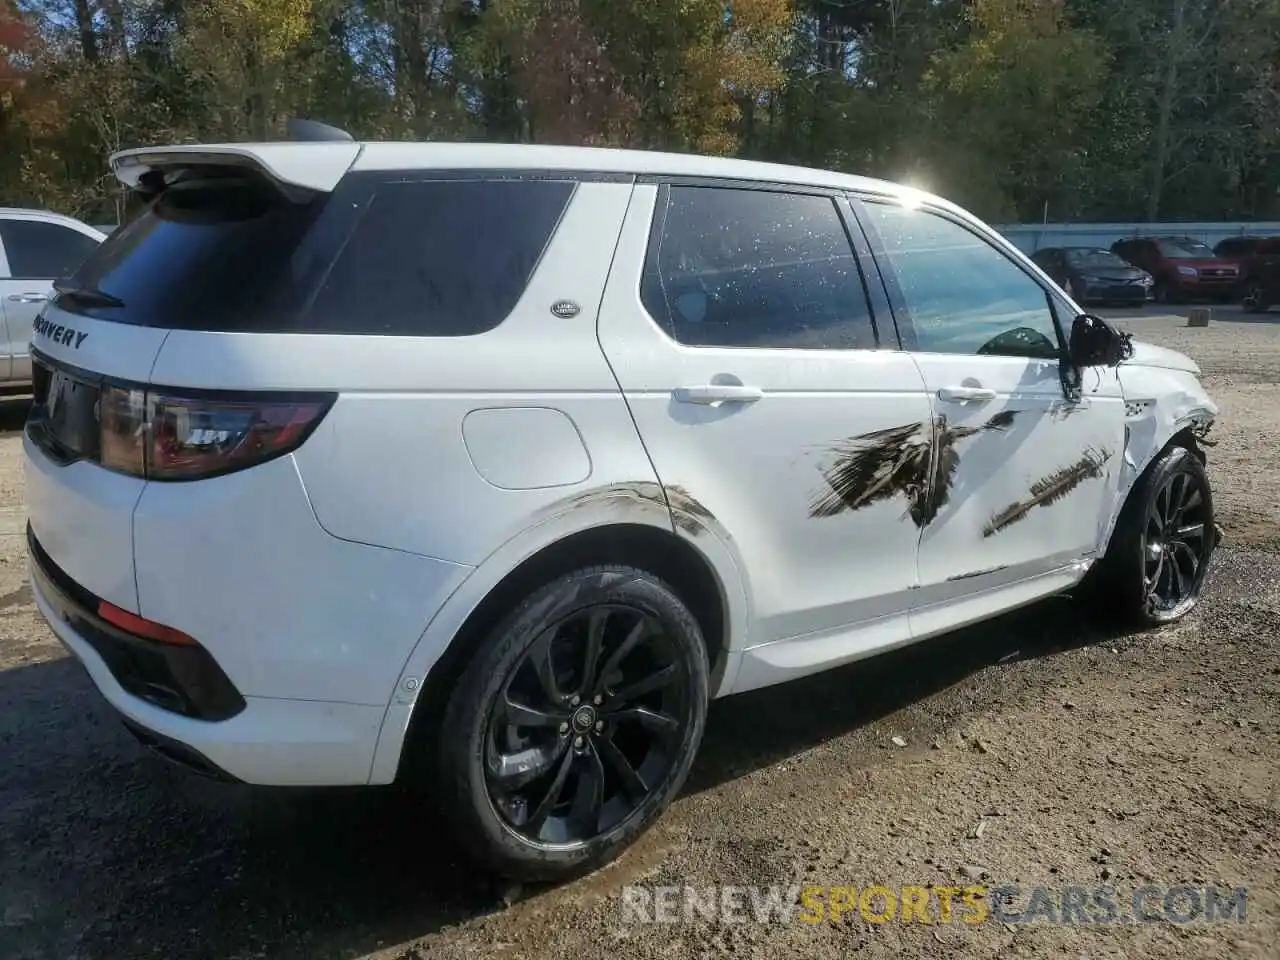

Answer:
[0,209,105,389]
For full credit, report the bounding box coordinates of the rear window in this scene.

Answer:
[60,173,575,336]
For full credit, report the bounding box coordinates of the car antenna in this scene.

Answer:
[285,118,355,143]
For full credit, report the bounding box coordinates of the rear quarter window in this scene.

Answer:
[58,174,575,336]
[306,178,575,335]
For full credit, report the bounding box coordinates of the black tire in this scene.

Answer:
[1085,445,1216,626]
[1153,279,1178,305]
[1243,281,1269,314]
[435,565,709,882]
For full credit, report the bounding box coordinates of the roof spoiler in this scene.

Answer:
[110,123,361,198]
[285,118,354,142]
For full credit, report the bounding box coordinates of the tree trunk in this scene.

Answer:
[1147,0,1187,222]
[72,0,99,62]
[102,0,128,59]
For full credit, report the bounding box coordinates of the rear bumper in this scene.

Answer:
[31,558,388,785]
[28,524,245,721]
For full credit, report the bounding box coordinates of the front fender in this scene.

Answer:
[1098,365,1217,554]
[365,481,751,784]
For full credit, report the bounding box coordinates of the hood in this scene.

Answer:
[1122,340,1201,375]
[1074,266,1148,281]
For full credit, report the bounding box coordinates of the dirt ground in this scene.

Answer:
[0,305,1277,960]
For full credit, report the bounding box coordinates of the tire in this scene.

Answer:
[1065,278,1081,303]
[1085,445,1217,626]
[435,565,709,882]
[1243,281,1269,314]
[1153,279,1178,305]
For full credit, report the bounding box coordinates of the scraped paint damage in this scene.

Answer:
[810,411,1019,528]
[555,481,718,537]
[982,448,1113,539]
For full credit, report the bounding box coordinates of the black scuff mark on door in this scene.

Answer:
[946,564,1009,582]
[810,410,1022,528]
[982,447,1113,539]
[808,422,932,521]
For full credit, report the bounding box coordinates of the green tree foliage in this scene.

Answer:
[1,0,1277,223]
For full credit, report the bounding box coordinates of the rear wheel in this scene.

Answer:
[435,566,709,881]
[1086,445,1216,626]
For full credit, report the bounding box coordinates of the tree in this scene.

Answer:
[923,0,1110,220]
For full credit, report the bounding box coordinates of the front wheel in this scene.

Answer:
[1085,445,1217,626]
[435,566,709,881]
[1243,281,1270,313]
[1153,279,1177,304]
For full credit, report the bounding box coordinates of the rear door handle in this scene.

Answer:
[7,293,49,303]
[673,384,764,405]
[937,385,997,403]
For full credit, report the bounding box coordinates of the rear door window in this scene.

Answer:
[58,174,575,336]
[0,219,100,279]
[640,185,877,350]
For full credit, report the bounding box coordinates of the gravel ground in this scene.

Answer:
[0,305,1277,960]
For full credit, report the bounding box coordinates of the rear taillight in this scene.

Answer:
[98,385,333,481]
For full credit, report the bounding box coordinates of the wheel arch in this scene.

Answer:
[369,508,748,785]
[1098,419,1210,560]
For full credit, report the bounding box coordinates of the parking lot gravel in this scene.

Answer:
[0,305,1276,960]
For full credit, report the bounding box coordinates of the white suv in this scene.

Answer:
[25,130,1220,881]
[0,209,104,389]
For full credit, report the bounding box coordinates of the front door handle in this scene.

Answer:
[673,384,765,405]
[7,293,50,304]
[937,385,997,403]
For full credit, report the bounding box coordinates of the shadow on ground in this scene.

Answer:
[0,395,31,433]
[0,589,1127,960]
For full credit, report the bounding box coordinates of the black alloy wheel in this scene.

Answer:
[1141,469,1213,617]
[1083,444,1216,626]
[435,566,709,881]
[484,602,694,846]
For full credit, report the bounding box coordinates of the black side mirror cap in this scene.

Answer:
[1069,313,1132,367]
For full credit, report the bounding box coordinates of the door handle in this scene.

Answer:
[937,385,997,403]
[7,293,49,303]
[673,384,764,405]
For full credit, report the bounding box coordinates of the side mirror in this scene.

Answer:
[1069,313,1131,367]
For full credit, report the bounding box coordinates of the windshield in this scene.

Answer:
[1065,249,1129,269]
[1156,238,1217,260]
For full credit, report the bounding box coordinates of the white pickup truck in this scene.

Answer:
[0,209,105,389]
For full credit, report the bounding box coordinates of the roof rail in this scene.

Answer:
[285,118,354,143]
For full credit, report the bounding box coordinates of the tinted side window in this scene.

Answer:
[641,186,876,350]
[307,178,574,335]
[860,200,1059,360]
[0,220,100,279]
[60,175,573,335]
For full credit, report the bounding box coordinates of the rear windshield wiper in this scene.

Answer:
[52,281,125,309]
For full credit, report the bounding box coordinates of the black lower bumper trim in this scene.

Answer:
[119,716,242,782]
[28,524,246,721]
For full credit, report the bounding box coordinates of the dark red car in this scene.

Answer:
[1214,235,1280,297]
[1111,236,1241,304]
[1215,236,1280,313]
